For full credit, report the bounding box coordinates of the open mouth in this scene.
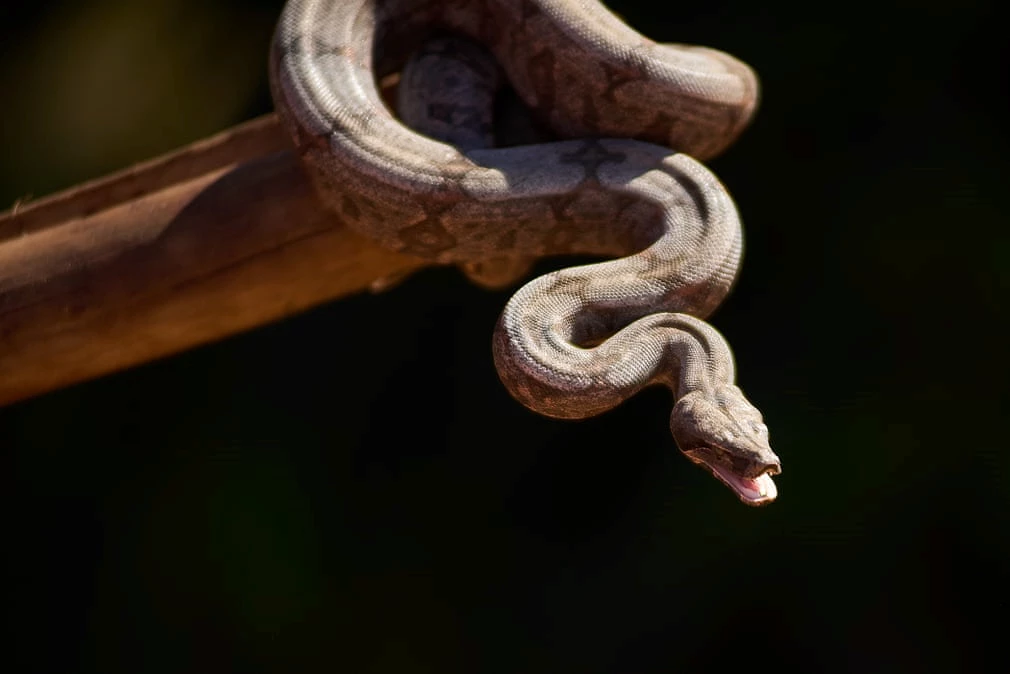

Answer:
[687,452,779,506]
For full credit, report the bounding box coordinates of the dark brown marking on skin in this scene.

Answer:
[591,193,645,251]
[612,193,640,222]
[398,180,472,256]
[642,111,677,149]
[599,62,643,103]
[558,141,626,182]
[643,103,739,156]
[542,191,585,250]
[334,190,386,229]
[662,276,726,321]
[496,228,517,250]
[291,124,331,160]
[610,199,666,254]
[399,214,458,256]
[340,195,361,221]
[546,192,580,226]
[277,34,328,57]
[519,0,541,22]
[326,44,362,65]
[670,171,710,223]
[544,270,593,298]
[475,0,510,48]
[527,49,556,112]
[544,223,580,250]
[580,93,600,131]
[280,35,368,69]
[346,193,385,223]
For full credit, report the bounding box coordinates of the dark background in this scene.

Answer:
[2,0,1007,671]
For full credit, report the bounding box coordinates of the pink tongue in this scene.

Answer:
[738,477,762,497]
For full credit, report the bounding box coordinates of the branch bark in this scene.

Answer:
[0,113,431,406]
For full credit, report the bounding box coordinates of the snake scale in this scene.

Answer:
[269,0,782,505]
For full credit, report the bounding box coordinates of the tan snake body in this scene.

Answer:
[269,0,782,505]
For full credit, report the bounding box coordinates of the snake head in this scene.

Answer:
[670,387,781,506]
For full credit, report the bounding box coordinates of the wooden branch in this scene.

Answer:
[0,113,431,406]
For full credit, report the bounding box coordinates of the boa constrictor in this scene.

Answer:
[268,0,782,505]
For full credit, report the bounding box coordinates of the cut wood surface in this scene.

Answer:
[0,113,431,406]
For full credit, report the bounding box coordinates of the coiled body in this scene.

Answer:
[269,0,782,505]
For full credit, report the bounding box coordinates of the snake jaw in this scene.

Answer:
[683,447,780,506]
[670,388,782,506]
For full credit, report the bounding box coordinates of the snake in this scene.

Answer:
[268,0,782,505]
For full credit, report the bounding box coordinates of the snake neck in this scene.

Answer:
[654,314,738,402]
[494,298,739,420]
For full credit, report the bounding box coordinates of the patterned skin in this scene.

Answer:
[269,0,780,504]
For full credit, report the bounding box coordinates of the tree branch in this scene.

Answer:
[0,113,431,406]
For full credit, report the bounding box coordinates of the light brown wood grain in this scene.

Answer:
[0,114,430,406]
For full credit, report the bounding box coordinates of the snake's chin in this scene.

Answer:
[685,451,779,506]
